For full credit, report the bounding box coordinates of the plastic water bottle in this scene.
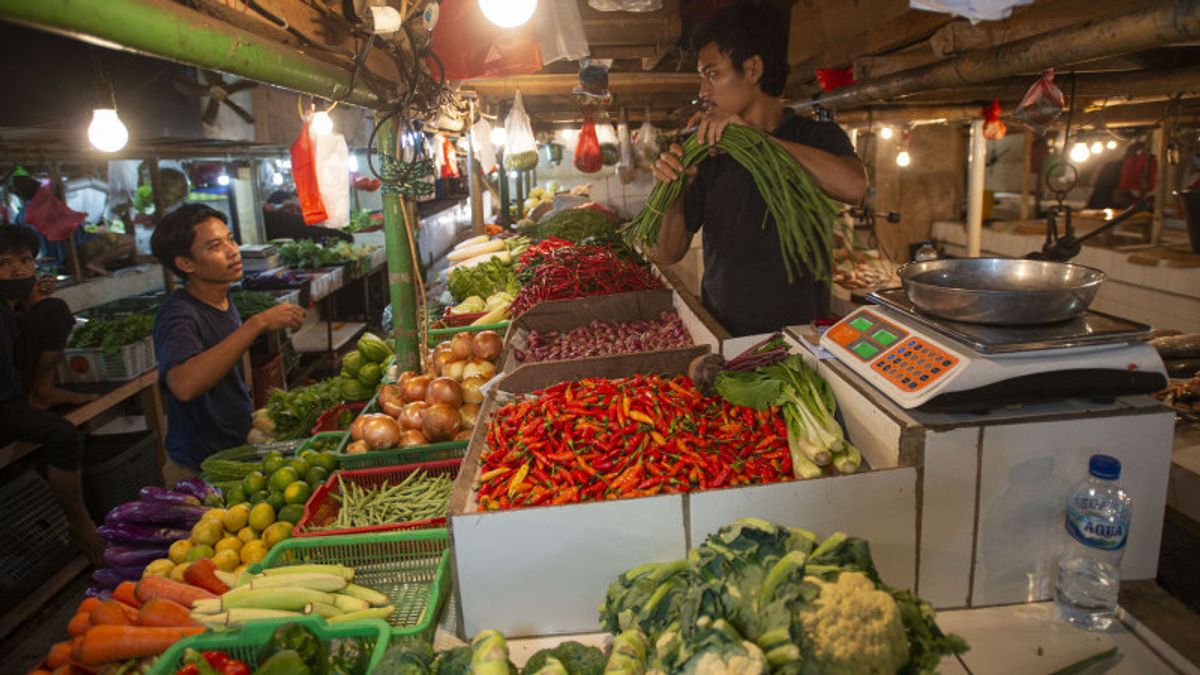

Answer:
[914,241,939,262]
[1055,454,1132,630]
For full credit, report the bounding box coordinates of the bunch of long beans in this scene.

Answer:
[315,470,452,530]
[623,124,839,282]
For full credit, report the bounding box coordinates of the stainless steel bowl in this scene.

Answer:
[898,258,1107,325]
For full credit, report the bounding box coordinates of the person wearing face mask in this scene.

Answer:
[0,224,105,564]
[650,1,868,337]
[151,205,307,484]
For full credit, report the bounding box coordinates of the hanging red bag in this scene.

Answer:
[574,111,603,174]
[290,121,328,225]
[429,0,542,80]
[982,100,1007,141]
[441,137,460,178]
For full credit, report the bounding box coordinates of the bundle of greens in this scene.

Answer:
[277,239,371,269]
[68,314,154,353]
[599,518,968,675]
[447,257,521,304]
[623,124,839,282]
[266,377,349,440]
[230,290,277,319]
[529,208,616,244]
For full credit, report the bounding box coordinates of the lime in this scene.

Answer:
[305,466,329,487]
[299,449,318,465]
[268,466,299,493]
[287,458,310,476]
[313,451,339,472]
[278,503,305,526]
[261,451,286,475]
[249,490,268,504]
[241,471,266,495]
[283,481,312,505]
[248,502,275,532]
[223,484,246,506]
[266,492,286,513]
[186,544,214,561]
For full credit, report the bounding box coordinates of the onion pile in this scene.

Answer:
[515,312,691,363]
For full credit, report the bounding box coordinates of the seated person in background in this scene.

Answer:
[69,226,137,278]
[262,191,353,243]
[0,225,104,564]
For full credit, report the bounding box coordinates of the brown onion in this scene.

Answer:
[460,377,485,405]
[422,402,461,441]
[432,350,456,376]
[399,401,429,430]
[396,370,415,388]
[378,383,404,408]
[426,377,464,408]
[443,360,466,381]
[453,429,473,441]
[381,398,405,419]
[462,358,496,382]
[450,332,474,360]
[459,403,481,429]
[346,439,370,454]
[350,415,368,441]
[472,330,503,361]
[399,429,429,447]
[402,374,431,402]
[359,414,402,450]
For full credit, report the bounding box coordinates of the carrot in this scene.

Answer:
[89,600,130,627]
[51,666,70,675]
[72,625,203,666]
[183,558,229,595]
[66,612,91,638]
[134,576,215,608]
[28,670,52,675]
[46,642,72,669]
[77,598,102,615]
[135,598,198,628]
[112,581,141,609]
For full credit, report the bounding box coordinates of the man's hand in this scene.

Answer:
[26,275,55,306]
[696,111,748,147]
[652,143,699,184]
[252,303,306,332]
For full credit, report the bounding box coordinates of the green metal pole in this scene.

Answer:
[376,114,420,371]
[0,0,382,108]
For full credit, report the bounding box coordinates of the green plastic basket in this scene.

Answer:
[248,529,451,638]
[147,616,391,675]
[299,431,351,455]
[337,440,469,470]
[426,322,509,346]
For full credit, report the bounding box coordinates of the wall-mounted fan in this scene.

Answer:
[174,70,258,125]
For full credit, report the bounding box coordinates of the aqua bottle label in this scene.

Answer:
[1066,503,1127,551]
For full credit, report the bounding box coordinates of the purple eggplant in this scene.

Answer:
[84,586,113,600]
[104,500,207,527]
[173,478,224,506]
[92,567,128,589]
[97,523,191,547]
[139,486,200,506]
[103,545,171,569]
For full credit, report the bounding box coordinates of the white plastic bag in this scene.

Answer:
[587,0,663,11]
[313,131,350,228]
[595,111,619,167]
[616,107,637,185]
[471,118,497,174]
[634,107,660,170]
[908,0,1032,24]
[503,90,539,171]
[535,0,589,65]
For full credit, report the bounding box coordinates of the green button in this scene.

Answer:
[850,316,874,332]
[873,329,897,346]
[851,342,879,360]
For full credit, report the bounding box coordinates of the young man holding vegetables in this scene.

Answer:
[151,205,306,483]
[651,1,868,337]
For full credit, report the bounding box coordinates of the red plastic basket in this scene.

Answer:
[310,402,367,435]
[295,458,462,538]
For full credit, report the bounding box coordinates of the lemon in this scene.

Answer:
[212,549,240,572]
[249,502,276,533]
[168,539,193,564]
[240,539,268,566]
[191,519,223,546]
[143,559,175,578]
[186,544,214,562]
[223,503,250,533]
[261,521,294,549]
[283,481,312,505]
[201,508,227,525]
[169,561,191,583]
[237,526,257,543]
[215,536,242,554]
[233,564,248,576]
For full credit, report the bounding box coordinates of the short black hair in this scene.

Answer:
[692,1,789,97]
[151,203,228,278]
[0,224,40,258]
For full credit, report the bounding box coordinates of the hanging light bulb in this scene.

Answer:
[490,126,507,148]
[1090,141,1104,155]
[310,110,334,135]
[896,150,911,167]
[88,109,129,153]
[348,154,360,172]
[1106,140,1118,150]
[479,0,537,28]
[879,127,894,140]
[1069,141,1090,163]
[217,173,230,187]
[271,172,284,186]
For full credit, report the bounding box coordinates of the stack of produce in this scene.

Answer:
[598,518,968,673]
[69,314,154,353]
[475,375,798,511]
[142,500,299,583]
[444,291,515,327]
[514,312,692,363]
[277,239,375,269]
[189,563,394,628]
[171,621,376,675]
[91,481,220,597]
[206,445,339,519]
[446,235,529,277]
[517,206,618,246]
[375,631,604,675]
[509,245,663,319]
[304,470,454,532]
[347,331,502,453]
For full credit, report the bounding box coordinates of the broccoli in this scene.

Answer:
[795,571,909,675]
[522,642,606,675]
[375,636,437,675]
[432,647,472,675]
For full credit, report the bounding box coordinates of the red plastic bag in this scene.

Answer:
[815,67,856,92]
[290,121,328,225]
[1119,148,1157,194]
[429,0,542,80]
[440,137,460,178]
[982,100,1007,141]
[1013,70,1064,136]
[23,184,86,242]
[574,111,603,174]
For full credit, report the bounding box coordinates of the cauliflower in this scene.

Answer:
[796,571,909,675]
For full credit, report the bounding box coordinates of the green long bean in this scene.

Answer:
[622,124,839,283]
[314,470,453,530]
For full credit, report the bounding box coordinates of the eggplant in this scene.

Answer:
[104,500,207,527]
[97,523,191,547]
[138,486,200,506]
[103,545,170,569]
[92,567,128,589]
[173,477,224,506]
[84,586,113,600]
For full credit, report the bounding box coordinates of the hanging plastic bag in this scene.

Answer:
[313,130,350,228]
[535,0,589,65]
[634,106,660,170]
[1013,70,1064,136]
[595,112,619,167]
[616,108,637,185]
[982,100,1007,141]
[471,118,497,174]
[587,0,663,10]
[290,121,328,225]
[574,111,603,174]
[574,59,612,101]
[504,90,539,172]
[441,136,461,178]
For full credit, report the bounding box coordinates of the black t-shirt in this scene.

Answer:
[0,303,20,403]
[683,111,856,337]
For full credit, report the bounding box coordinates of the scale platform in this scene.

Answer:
[818,289,1167,412]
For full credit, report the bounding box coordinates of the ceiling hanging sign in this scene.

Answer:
[909,0,1033,23]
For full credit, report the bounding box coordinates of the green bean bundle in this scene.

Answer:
[622,124,840,282]
[316,470,453,530]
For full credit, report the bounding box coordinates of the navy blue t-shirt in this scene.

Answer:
[0,303,20,403]
[154,289,252,469]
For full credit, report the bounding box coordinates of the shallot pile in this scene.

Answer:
[515,312,691,363]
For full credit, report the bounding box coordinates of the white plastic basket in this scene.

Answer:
[57,336,156,383]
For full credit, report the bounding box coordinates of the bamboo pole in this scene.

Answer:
[1020,130,1034,222]
[375,114,419,371]
[1151,124,1171,245]
[966,119,987,257]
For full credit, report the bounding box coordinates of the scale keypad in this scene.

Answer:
[871,338,958,392]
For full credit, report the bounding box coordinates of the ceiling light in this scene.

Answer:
[1106,140,1118,150]
[310,110,334,135]
[879,127,894,140]
[479,0,537,28]
[1090,141,1104,155]
[896,150,911,167]
[271,172,284,186]
[1069,142,1090,163]
[88,109,129,153]
[217,174,230,187]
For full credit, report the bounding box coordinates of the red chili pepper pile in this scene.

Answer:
[516,236,573,270]
[509,244,663,318]
[476,375,793,511]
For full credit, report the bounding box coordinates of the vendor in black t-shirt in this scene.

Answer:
[652,1,868,337]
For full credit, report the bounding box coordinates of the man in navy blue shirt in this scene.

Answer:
[151,205,305,482]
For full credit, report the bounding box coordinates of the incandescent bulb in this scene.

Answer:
[1069,142,1090,163]
[88,109,129,153]
[310,110,333,135]
[1090,141,1104,155]
[896,150,911,167]
[271,172,284,186]
[217,174,230,187]
[879,127,894,140]
[479,0,537,28]
[1106,140,1117,150]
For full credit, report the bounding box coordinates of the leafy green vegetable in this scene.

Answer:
[376,636,437,675]
[230,290,277,319]
[521,642,605,675]
[69,314,154,353]
[326,637,375,675]
[529,208,615,244]
[258,622,325,666]
[432,646,473,675]
[277,239,373,269]
[448,258,521,304]
[267,377,349,440]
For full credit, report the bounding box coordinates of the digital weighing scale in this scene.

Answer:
[238,244,280,273]
[818,288,1168,412]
